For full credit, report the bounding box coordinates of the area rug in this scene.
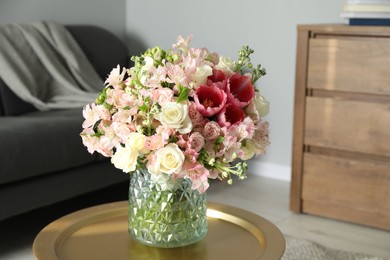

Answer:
[282,236,387,260]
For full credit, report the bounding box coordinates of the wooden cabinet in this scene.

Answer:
[290,25,390,231]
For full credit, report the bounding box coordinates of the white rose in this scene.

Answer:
[127,132,148,154]
[157,102,192,134]
[151,144,185,175]
[111,145,139,173]
[190,64,213,88]
[254,92,269,117]
[215,56,236,76]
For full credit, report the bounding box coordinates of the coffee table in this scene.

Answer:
[33,201,285,259]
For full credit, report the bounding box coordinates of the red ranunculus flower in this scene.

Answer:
[194,83,227,117]
[207,69,227,84]
[216,103,245,127]
[226,73,254,107]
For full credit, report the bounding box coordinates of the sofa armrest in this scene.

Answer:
[66,25,130,80]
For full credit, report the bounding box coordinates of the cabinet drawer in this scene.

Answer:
[307,37,390,95]
[302,153,390,230]
[305,96,390,156]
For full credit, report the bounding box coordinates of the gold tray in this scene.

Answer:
[33,201,285,260]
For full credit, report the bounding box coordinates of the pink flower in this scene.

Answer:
[184,147,199,163]
[204,142,216,159]
[166,63,190,86]
[226,117,255,142]
[177,134,189,149]
[81,133,100,154]
[151,88,174,104]
[172,35,192,54]
[146,66,168,88]
[156,126,173,147]
[111,122,132,143]
[252,121,270,155]
[145,135,163,151]
[81,127,113,157]
[183,162,210,194]
[107,89,137,108]
[188,102,207,130]
[202,121,221,141]
[98,127,120,152]
[223,142,243,162]
[226,73,255,107]
[216,103,245,127]
[82,104,109,128]
[112,109,134,124]
[194,83,227,117]
[105,65,126,89]
[208,169,220,180]
[189,132,205,152]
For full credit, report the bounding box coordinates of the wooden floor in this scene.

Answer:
[0,175,389,259]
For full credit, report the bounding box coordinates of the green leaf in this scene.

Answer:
[138,104,149,112]
[168,135,178,143]
[215,136,224,145]
[177,85,188,103]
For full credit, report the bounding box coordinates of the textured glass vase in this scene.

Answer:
[128,168,208,248]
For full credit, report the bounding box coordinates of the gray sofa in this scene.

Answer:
[0,25,136,221]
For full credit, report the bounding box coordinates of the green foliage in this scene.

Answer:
[177,85,189,103]
[236,46,267,84]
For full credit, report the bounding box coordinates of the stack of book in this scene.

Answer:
[340,0,390,25]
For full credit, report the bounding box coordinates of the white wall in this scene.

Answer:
[0,0,127,39]
[126,0,346,180]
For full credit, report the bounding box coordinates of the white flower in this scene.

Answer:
[190,64,213,88]
[245,92,270,120]
[111,145,139,173]
[254,92,269,117]
[126,132,148,153]
[150,144,185,175]
[215,56,236,76]
[139,56,155,85]
[240,140,257,160]
[157,102,192,134]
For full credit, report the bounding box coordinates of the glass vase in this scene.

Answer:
[128,168,208,248]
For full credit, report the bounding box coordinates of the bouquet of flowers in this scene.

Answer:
[81,35,269,194]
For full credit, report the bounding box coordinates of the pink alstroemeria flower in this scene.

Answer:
[193,83,227,117]
[183,162,210,194]
[226,73,255,107]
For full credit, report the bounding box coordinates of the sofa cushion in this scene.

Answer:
[0,78,37,116]
[0,108,99,185]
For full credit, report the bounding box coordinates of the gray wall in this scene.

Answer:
[0,0,126,39]
[126,0,345,179]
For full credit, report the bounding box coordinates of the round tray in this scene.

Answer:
[33,201,285,260]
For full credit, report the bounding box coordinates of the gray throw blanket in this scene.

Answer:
[0,21,103,110]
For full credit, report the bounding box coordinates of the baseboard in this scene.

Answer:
[248,161,291,182]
